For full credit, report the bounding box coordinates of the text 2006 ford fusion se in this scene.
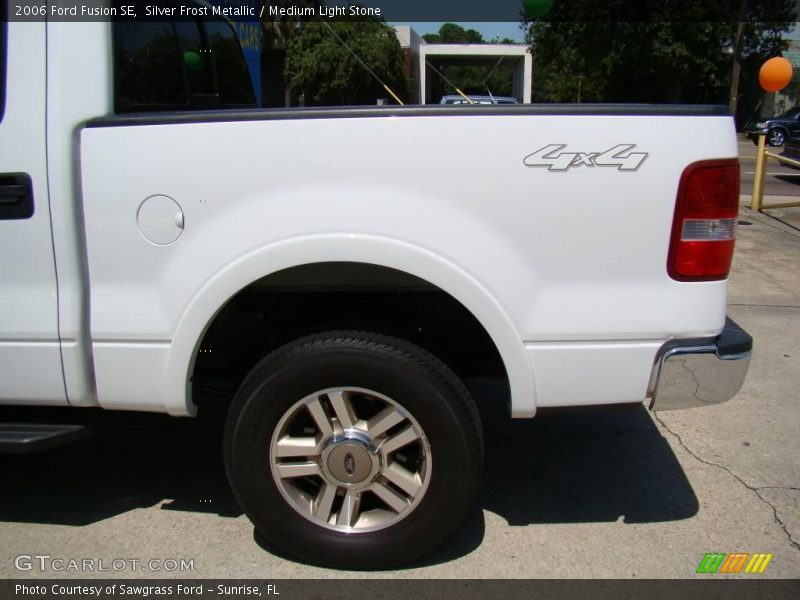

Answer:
[0,10,751,568]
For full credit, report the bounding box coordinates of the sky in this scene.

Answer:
[391,22,527,43]
[396,21,800,46]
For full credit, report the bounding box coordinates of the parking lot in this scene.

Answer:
[1,202,798,580]
[740,137,800,198]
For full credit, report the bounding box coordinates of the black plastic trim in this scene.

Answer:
[86,103,732,128]
[716,317,753,357]
[0,173,34,220]
[654,316,753,363]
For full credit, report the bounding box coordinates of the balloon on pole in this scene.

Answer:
[522,0,554,18]
[759,57,793,92]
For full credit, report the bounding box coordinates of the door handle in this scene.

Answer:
[0,184,29,203]
[0,174,34,219]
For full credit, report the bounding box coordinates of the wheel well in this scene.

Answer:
[191,262,507,409]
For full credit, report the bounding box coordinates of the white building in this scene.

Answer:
[394,26,533,105]
[775,32,800,114]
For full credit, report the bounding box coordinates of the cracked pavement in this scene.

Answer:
[0,204,798,579]
[645,203,800,576]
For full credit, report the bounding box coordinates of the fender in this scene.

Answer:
[164,234,538,418]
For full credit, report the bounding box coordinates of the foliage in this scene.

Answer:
[422,23,485,44]
[284,16,408,106]
[524,0,793,112]
[261,0,317,50]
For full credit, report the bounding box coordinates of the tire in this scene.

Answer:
[767,128,787,147]
[224,331,483,569]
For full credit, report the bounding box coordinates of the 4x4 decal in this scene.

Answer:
[523,144,648,171]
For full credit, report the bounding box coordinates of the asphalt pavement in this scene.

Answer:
[0,199,798,580]
[739,137,800,198]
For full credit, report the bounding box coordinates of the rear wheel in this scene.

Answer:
[224,331,483,569]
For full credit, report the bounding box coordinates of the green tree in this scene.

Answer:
[422,23,484,44]
[260,0,317,106]
[261,0,315,51]
[285,16,408,106]
[524,0,792,122]
[726,4,795,121]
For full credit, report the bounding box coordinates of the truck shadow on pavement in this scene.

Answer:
[417,378,700,568]
[0,378,698,568]
[0,403,241,525]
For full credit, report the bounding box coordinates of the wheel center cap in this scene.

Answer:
[323,441,376,485]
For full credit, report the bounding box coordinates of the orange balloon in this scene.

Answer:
[759,57,793,92]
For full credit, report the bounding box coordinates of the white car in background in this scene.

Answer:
[439,94,520,105]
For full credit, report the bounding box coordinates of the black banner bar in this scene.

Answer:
[2,580,800,600]
[4,0,800,23]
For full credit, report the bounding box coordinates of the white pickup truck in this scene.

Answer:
[0,11,752,569]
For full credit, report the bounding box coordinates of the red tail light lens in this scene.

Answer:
[668,159,740,281]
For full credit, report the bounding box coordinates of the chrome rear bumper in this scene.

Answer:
[648,318,752,411]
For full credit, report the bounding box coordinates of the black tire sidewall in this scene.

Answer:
[224,338,482,568]
[768,128,786,146]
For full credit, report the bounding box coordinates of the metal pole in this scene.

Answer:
[751,134,767,212]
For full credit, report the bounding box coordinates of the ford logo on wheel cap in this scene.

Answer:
[344,452,356,476]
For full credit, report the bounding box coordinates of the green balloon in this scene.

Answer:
[183,51,203,73]
[523,0,554,17]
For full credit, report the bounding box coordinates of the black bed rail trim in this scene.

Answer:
[86,103,731,128]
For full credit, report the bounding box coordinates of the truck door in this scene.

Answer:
[0,20,65,405]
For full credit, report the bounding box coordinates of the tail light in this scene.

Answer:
[668,159,740,281]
